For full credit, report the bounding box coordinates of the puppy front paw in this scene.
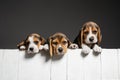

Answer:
[81,44,91,54]
[43,44,49,51]
[19,46,26,50]
[93,45,102,53]
[39,45,44,50]
[81,47,91,54]
[69,43,79,49]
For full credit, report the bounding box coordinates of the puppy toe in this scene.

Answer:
[39,45,44,50]
[82,48,91,54]
[69,44,79,49]
[19,46,26,50]
[43,44,49,51]
[93,45,102,53]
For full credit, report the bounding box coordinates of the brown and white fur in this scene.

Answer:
[48,32,78,57]
[74,21,102,54]
[17,33,46,54]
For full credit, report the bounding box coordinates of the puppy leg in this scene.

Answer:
[17,40,26,50]
[39,45,44,50]
[81,44,91,54]
[39,44,49,51]
[43,44,49,51]
[93,44,102,53]
[69,43,79,49]
[20,46,26,50]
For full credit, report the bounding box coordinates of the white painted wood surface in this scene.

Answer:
[0,49,120,80]
[101,49,119,80]
[118,49,120,80]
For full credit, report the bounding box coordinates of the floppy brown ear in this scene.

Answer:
[97,27,102,45]
[66,37,72,47]
[17,40,26,50]
[49,38,53,57]
[80,28,84,47]
[40,37,46,45]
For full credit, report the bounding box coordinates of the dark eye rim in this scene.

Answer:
[34,41,39,44]
[52,42,58,45]
[93,30,97,34]
[84,31,89,34]
[62,41,67,44]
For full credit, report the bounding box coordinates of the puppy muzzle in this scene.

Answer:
[58,47,63,53]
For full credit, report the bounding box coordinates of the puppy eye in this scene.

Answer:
[52,42,58,45]
[93,30,97,34]
[62,41,67,44]
[84,31,89,34]
[34,41,39,44]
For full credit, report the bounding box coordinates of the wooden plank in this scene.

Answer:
[18,50,51,80]
[2,49,19,80]
[101,49,119,80]
[0,49,120,80]
[67,49,84,80]
[83,49,101,80]
[51,50,68,80]
[118,49,120,80]
[0,49,3,80]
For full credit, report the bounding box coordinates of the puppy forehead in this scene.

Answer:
[28,36,39,42]
[30,33,40,37]
[33,36,40,41]
[28,36,34,42]
[52,38,59,42]
[83,26,90,31]
[85,21,97,26]
[84,22,98,29]
[52,37,67,42]
[51,33,66,39]
[91,26,98,31]
[83,26,97,31]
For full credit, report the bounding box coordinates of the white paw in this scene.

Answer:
[93,45,102,53]
[20,46,26,50]
[82,47,91,54]
[69,43,79,49]
[39,45,44,50]
[43,44,49,51]
[81,44,91,54]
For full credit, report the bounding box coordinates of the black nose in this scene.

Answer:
[89,36,94,42]
[29,47,34,51]
[58,47,63,52]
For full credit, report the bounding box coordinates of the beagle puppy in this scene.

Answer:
[17,33,46,54]
[74,21,102,54]
[48,32,78,57]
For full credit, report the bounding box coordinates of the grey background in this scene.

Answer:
[0,0,120,49]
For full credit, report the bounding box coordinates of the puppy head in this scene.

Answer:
[80,21,102,46]
[17,33,45,54]
[48,32,71,57]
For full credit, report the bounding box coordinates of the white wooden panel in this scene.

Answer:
[0,49,120,80]
[18,50,51,80]
[67,49,84,80]
[0,49,3,80]
[51,51,68,80]
[2,49,19,80]
[83,50,101,80]
[118,49,120,80]
[101,49,119,80]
